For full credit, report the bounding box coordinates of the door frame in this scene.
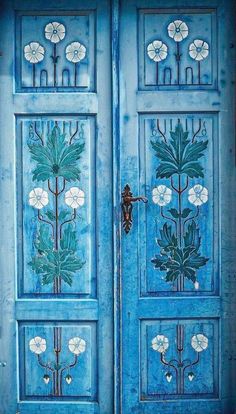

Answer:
[111,1,121,413]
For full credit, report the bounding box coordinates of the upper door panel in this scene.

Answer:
[138,8,217,90]
[16,11,95,92]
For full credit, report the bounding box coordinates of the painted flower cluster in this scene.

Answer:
[27,124,85,289]
[24,21,86,65]
[28,186,85,210]
[151,332,208,354]
[151,329,209,386]
[147,19,209,63]
[151,121,209,290]
[29,335,86,355]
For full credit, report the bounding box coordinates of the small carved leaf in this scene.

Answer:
[181,208,192,218]
[168,208,180,218]
[58,210,71,221]
[45,209,56,221]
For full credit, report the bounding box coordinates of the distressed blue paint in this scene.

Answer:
[1,0,236,413]
[0,0,113,413]
[111,1,121,414]
[15,11,95,92]
[120,0,236,413]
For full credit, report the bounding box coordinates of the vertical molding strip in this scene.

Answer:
[111,1,121,413]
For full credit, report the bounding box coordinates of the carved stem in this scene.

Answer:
[74,62,77,87]
[53,327,62,396]
[53,177,60,294]
[176,42,181,85]
[156,62,159,86]
[32,64,36,87]
[177,174,184,292]
[37,210,55,238]
[53,44,57,87]
[60,209,76,239]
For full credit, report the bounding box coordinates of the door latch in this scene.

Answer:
[121,184,148,234]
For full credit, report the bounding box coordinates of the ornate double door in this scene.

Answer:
[0,0,236,413]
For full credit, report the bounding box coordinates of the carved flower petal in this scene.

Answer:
[66,41,86,63]
[29,188,49,209]
[194,39,204,48]
[191,334,208,352]
[168,20,189,42]
[188,185,208,206]
[24,42,45,64]
[151,334,169,353]
[65,187,85,208]
[189,40,209,61]
[152,185,172,206]
[29,336,47,354]
[45,22,66,43]
[147,40,168,62]
[68,337,86,355]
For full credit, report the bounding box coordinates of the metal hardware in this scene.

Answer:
[121,184,148,234]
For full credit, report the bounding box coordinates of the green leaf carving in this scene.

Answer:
[28,125,84,182]
[29,223,85,287]
[168,208,180,218]
[60,224,77,253]
[45,209,56,221]
[157,223,177,252]
[181,208,192,218]
[58,210,71,221]
[151,220,208,284]
[151,123,208,178]
[34,225,53,254]
[184,220,201,251]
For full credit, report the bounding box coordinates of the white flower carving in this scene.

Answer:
[189,39,209,61]
[66,42,86,63]
[191,333,208,352]
[147,40,168,62]
[167,20,189,42]
[29,336,47,354]
[65,187,85,209]
[152,185,172,206]
[188,185,208,206]
[29,188,49,209]
[45,22,66,43]
[68,337,86,355]
[24,42,45,63]
[151,334,169,353]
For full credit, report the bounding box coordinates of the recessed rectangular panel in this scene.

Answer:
[139,114,218,295]
[18,322,97,400]
[140,318,219,400]
[138,9,217,90]
[16,117,96,297]
[15,11,95,92]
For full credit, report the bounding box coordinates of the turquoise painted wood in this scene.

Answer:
[1,1,236,414]
[120,0,236,413]
[0,0,113,413]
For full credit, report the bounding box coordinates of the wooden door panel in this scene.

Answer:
[120,0,236,413]
[138,8,217,90]
[138,113,218,295]
[140,318,219,399]
[16,116,97,297]
[0,1,113,413]
[19,322,97,399]
[15,11,95,92]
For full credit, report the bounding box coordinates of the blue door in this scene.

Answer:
[0,1,113,413]
[0,1,236,414]
[120,0,236,413]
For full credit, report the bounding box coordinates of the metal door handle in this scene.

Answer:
[121,184,148,234]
